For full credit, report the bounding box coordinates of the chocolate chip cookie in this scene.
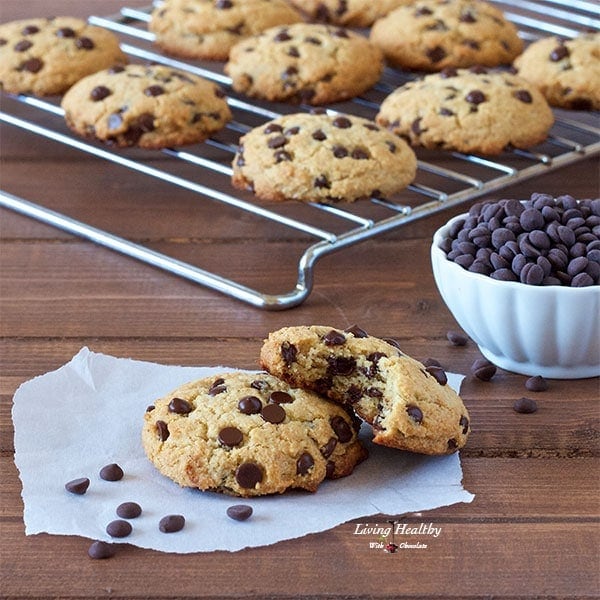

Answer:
[232,112,417,203]
[514,32,600,110]
[149,0,303,61]
[260,325,470,455]
[224,22,384,105]
[0,17,126,96]
[370,0,523,72]
[61,63,231,149]
[142,371,367,497]
[376,67,554,155]
[288,0,412,28]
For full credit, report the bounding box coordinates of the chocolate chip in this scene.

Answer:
[345,324,368,338]
[19,58,43,73]
[514,90,533,103]
[269,391,294,404]
[99,463,124,481]
[108,64,125,74]
[235,463,263,488]
[90,85,111,101]
[65,477,90,495]
[447,438,458,451]
[168,397,193,414]
[215,0,233,7]
[156,420,170,441]
[411,117,426,135]
[525,375,548,392]
[406,405,423,424]
[471,358,496,381]
[332,116,352,129]
[88,541,115,559]
[513,397,538,414]
[459,11,477,23]
[116,502,142,519]
[227,504,253,521]
[427,46,447,63]
[267,134,288,149]
[312,129,327,141]
[261,403,286,424]
[332,144,348,158]
[281,341,297,366]
[320,437,337,458]
[327,355,356,376]
[144,85,165,97]
[106,519,132,538]
[0,39,6,46]
[296,452,314,476]
[209,378,227,395]
[305,35,322,45]
[75,36,95,50]
[323,330,346,345]
[274,150,292,163]
[415,7,433,15]
[14,40,33,52]
[56,27,76,38]
[550,45,569,61]
[274,30,292,42]
[218,426,244,447]
[459,416,469,434]
[21,25,40,35]
[351,148,369,160]
[440,67,458,78]
[447,330,468,346]
[330,416,353,443]
[264,123,283,134]
[159,514,185,533]
[426,365,447,385]
[465,90,486,105]
[238,395,262,414]
[325,461,336,478]
[345,384,363,403]
[314,174,330,189]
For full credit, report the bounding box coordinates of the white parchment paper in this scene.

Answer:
[12,347,474,553]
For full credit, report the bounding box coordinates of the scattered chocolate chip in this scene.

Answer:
[323,330,346,345]
[514,90,533,103]
[238,395,262,414]
[90,85,111,101]
[218,426,244,447]
[106,519,132,538]
[274,30,292,42]
[427,45,447,63]
[264,123,283,134]
[99,463,124,481]
[525,375,548,392]
[345,324,368,338]
[261,403,286,424]
[513,397,538,414]
[312,129,327,141]
[18,58,43,73]
[227,504,253,521]
[56,27,75,38]
[108,64,125,74]
[21,25,40,35]
[159,514,185,533]
[332,144,349,158]
[327,355,356,376]
[267,134,288,149]
[325,461,336,478]
[14,40,33,52]
[296,452,314,476]
[281,341,297,366]
[549,45,569,61]
[406,405,423,424]
[320,437,337,458]
[447,330,469,346]
[465,90,486,105]
[88,541,115,560]
[447,438,458,451]
[471,358,497,381]
[65,477,90,495]
[208,379,227,395]
[314,174,330,189]
[235,462,263,489]
[116,502,142,519]
[168,397,193,414]
[269,391,294,404]
[144,84,165,97]
[330,416,353,443]
[75,36,95,50]
[156,420,170,441]
[215,0,233,8]
[426,365,448,385]
[332,116,352,129]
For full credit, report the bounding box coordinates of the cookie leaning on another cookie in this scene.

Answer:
[61,63,232,149]
[149,0,303,61]
[370,0,523,72]
[0,17,126,96]
[232,112,417,203]
[260,325,471,455]
[142,371,367,497]
[514,32,600,111]
[376,67,554,155]
[225,22,384,105]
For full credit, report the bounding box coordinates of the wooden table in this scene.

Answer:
[2,1,599,597]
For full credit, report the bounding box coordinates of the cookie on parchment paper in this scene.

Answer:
[149,0,303,61]
[142,371,367,497]
[0,16,126,96]
[61,63,231,149]
[260,325,471,456]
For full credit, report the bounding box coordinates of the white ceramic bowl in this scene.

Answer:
[431,212,600,379]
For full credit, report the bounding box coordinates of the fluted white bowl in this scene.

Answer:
[431,212,600,379]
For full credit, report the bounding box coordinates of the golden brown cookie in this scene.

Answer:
[260,325,471,455]
[370,0,523,72]
[0,16,126,96]
[224,22,384,105]
[288,0,412,28]
[142,371,367,497]
[376,67,554,155]
[232,112,417,203]
[149,0,303,61]
[514,33,600,110]
[61,63,231,149]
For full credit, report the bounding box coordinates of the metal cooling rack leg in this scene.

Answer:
[0,190,316,310]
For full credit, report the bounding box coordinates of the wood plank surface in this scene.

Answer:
[1,0,599,598]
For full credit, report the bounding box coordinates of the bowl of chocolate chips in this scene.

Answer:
[431,193,600,379]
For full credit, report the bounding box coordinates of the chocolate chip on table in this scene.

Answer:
[471,358,497,381]
[88,541,115,560]
[65,477,90,495]
[525,375,549,392]
[447,330,469,346]
[159,514,185,533]
[106,519,132,538]
[513,397,538,414]
[116,502,142,519]
[226,504,253,521]
[99,463,124,481]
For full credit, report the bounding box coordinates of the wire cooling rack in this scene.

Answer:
[1,1,599,309]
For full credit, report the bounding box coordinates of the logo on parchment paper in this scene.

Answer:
[353,518,442,553]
